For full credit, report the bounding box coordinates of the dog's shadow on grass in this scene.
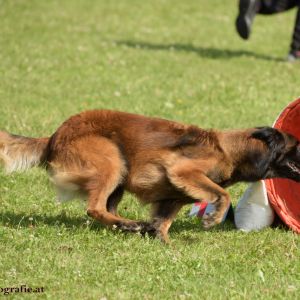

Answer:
[0,211,236,235]
[0,211,105,231]
[171,218,236,233]
[116,40,283,62]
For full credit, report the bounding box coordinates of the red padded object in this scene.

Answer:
[264,98,300,233]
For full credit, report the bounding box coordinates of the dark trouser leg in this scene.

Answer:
[236,0,261,39]
[236,0,300,56]
[258,0,298,14]
[258,1,300,56]
[290,7,300,52]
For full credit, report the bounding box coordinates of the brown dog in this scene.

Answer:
[1,110,300,242]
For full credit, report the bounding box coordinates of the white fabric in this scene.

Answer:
[234,181,275,232]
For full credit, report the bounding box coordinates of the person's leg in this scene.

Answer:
[236,0,298,39]
[288,5,300,60]
[236,0,261,39]
[259,0,298,14]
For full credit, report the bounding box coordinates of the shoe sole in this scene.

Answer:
[235,0,256,40]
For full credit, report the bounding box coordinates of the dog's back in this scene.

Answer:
[0,110,221,204]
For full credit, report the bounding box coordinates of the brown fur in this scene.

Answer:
[1,110,300,242]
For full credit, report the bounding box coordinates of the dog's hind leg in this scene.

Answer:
[150,200,183,243]
[51,136,149,233]
[86,176,149,232]
[167,163,230,229]
[85,163,151,233]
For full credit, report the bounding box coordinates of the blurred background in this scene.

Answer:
[1,0,299,134]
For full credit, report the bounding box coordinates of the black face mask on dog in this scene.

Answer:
[252,127,300,182]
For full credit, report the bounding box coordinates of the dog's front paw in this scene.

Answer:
[202,213,218,230]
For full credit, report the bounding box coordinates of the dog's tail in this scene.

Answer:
[0,131,50,173]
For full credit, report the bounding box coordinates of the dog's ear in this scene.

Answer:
[251,127,285,150]
[252,127,298,150]
[251,127,287,163]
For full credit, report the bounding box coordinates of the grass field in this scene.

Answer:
[1,0,300,299]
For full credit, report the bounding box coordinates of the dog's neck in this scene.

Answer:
[215,129,270,184]
[218,129,267,166]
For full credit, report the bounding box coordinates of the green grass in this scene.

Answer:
[1,0,300,299]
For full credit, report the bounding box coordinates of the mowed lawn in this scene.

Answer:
[0,1,300,299]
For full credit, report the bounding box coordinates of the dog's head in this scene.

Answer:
[252,127,300,182]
